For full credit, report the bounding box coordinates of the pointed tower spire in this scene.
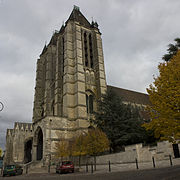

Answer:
[66,5,91,28]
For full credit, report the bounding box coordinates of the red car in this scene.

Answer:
[56,161,74,174]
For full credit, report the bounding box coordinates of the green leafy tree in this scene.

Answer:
[162,38,180,61]
[92,89,148,151]
[143,51,180,142]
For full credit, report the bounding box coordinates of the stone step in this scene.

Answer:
[24,161,45,174]
[26,167,48,174]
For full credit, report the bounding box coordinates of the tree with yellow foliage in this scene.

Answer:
[54,141,70,160]
[55,129,109,166]
[71,128,109,167]
[83,128,109,157]
[83,128,109,170]
[71,134,86,157]
[0,148,2,157]
[71,134,87,167]
[143,51,180,142]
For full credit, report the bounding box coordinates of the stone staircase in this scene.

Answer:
[23,160,48,174]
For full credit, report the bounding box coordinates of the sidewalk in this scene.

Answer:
[79,158,180,174]
[1,158,179,176]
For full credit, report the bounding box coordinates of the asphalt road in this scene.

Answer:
[0,165,180,180]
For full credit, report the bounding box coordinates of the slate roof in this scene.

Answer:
[107,85,150,105]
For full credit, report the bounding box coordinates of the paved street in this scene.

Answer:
[0,165,180,180]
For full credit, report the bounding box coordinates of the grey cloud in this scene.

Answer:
[1,0,180,149]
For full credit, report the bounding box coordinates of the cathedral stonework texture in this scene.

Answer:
[4,6,149,167]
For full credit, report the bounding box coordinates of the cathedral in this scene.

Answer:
[4,6,149,167]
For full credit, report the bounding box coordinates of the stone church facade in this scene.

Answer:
[4,6,149,166]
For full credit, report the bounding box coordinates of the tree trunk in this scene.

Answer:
[94,156,96,171]
[79,155,81,167]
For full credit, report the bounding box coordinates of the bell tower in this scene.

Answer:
[33,6,106,124]
[32,6,107,161]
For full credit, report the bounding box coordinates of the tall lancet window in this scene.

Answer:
[62,37,65,73]
[84,32,88,67]
[86,94,89,113]
[51,100,55,116]
[89,34,93,68]
[86,93,94,114]
[89,95,93,113]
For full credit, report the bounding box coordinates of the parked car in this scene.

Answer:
[56,161,74,174]
[3,164,23,177]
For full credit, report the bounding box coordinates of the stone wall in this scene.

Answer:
[4,123,33,165]
[66,141,178,166]
[87,141,178,165]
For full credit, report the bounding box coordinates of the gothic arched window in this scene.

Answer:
[86,93,94,114]
[83,32,94,69]
[84,32,88,67]
[86,94,89,113]
[89,95,93,114]
[51,100,55,116]
[89,34,93,68]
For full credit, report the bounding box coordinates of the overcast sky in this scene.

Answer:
[0,0,180,150]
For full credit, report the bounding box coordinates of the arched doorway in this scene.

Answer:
[24,139,32,163]
[35,127,43,161]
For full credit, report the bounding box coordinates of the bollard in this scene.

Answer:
[169,155,173,166]
[135,158,139,169]
[109,161,111,172]
[91,163,93,173]
[152,157,156,168]
[86,163,88,172]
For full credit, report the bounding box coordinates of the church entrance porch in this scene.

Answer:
[24,138,32,163]
[34,127,43,161]
[37,128,43,160]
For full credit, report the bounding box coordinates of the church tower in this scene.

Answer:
[4,6,151,167]
[32,5,106,163]
[33,6,106,121]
